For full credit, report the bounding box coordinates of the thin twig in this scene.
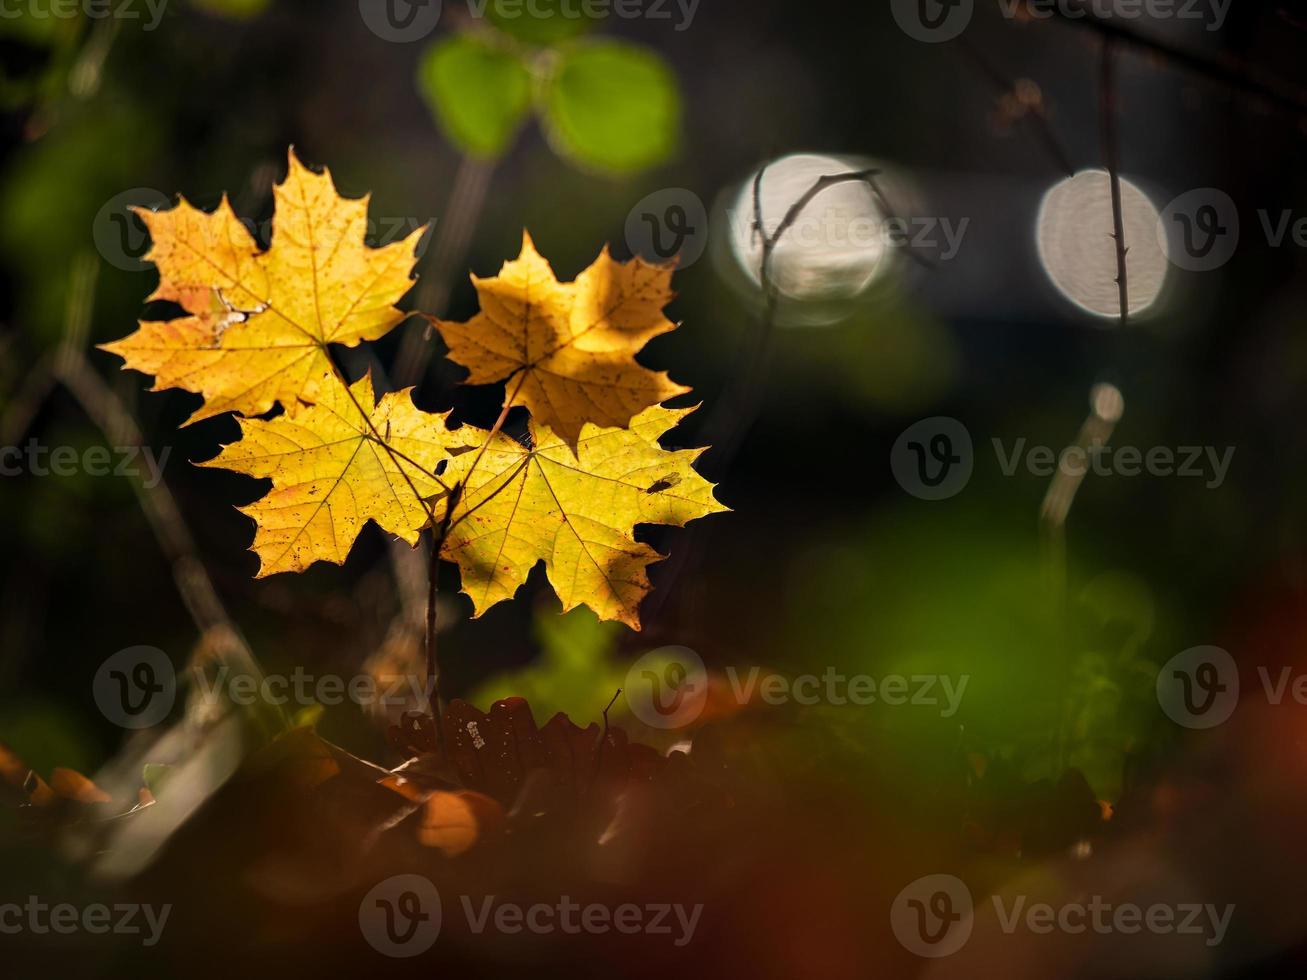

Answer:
[955,34,1076,176]
[706,167,880,464]
[644,166,882,631]
[1041,0,1307,120]
[864,174,938,271]
[392,156,496,389]
[1040,385,1123,771]
[0,354,56,449]
[1099,37,1129,327]
[588,687,622,795]
[53,255,270,704]
[377,156,494,700]
[415,376,519,731]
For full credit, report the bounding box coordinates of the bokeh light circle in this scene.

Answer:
[1036,169,1168,320]
[728,153,890,306]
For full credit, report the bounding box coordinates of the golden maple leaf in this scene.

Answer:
[202,372,478,577]
[429,232,690,446]
[102,149,424,424]
[438,404,726,629]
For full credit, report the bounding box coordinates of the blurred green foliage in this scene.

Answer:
[416,17,680,174]
[470,606,626,722]
[418,33,532,158]
[1,100,158,342]
[784,503,1169,799]
[540,40,679,174]
[189,0,272,17]
[485,0,598,45]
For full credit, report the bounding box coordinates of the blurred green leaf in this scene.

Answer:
[290,703,324,730]
[0,5,78,45]
[0,702,96,777]
[0,100,159,342]
[471,607,625,723]
[485,0,600,46]
[189,0,271,18]
[418,33,532,159]
[541,40,679,174]
[142,763,172,795]
[0,8,83,109]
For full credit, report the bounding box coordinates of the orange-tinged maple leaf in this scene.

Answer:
[428,232,690,446]
[102,149,424,424]
[201,372,479,577]
[437,404,726,629]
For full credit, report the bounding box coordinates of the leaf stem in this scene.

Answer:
[442,372,526,538]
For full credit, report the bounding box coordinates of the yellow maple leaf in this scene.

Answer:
[201,372,478,577]
[102,149,424,424]
[428,232,690,446]
[438,404,726,629]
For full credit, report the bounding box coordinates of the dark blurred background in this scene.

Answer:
[6,1,1307,977]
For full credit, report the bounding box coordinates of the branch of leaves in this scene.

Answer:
[101,150,724,629]
[416,13,680,173]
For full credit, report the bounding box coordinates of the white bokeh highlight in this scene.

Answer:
[1036,170,1168,320]
[729,153,890,305]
